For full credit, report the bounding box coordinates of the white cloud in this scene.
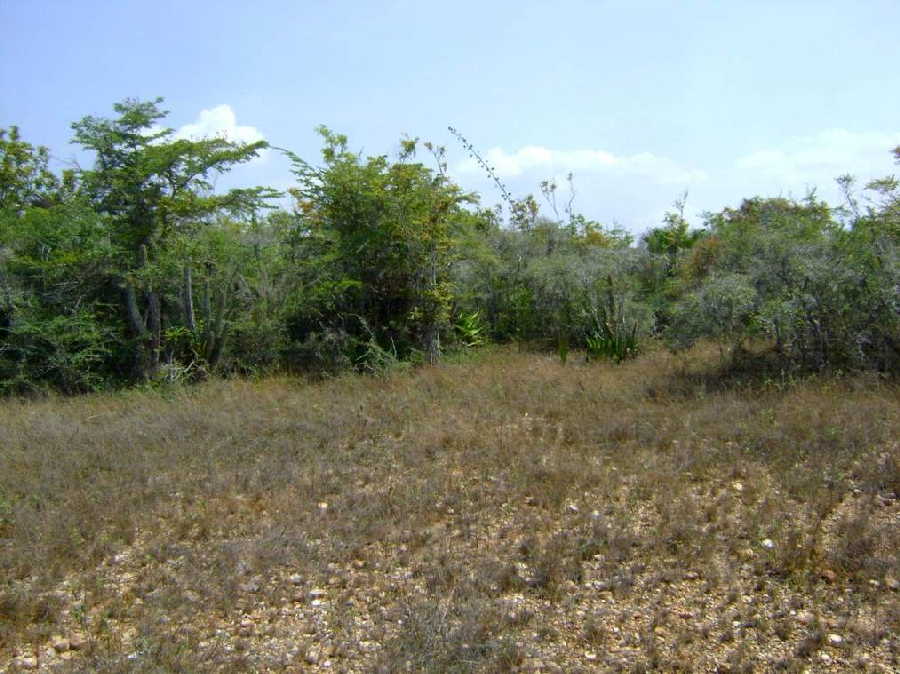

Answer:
[735,129,900,187]
[142,104,269,164]
[173,104,265,145]
[454,145,708,185]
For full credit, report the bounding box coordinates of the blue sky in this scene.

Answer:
[2,0,898,234]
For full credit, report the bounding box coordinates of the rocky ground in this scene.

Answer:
[1,347,898,671]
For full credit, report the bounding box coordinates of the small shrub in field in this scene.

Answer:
[585,275,640,363]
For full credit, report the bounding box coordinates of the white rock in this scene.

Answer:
[796,611,815,625]
[761,538,775,549]
[238,579,260,593]
[827,633,843,645]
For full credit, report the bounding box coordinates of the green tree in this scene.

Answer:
[286,128,475,366]
[0,126,67,211]
[71,98,277,379]
[641,193,705,276]
[667,189,899,373]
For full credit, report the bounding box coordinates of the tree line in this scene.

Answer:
[1,99,897,394]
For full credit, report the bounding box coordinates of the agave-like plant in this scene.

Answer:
[585,275,640,363]
[454,310,486,348]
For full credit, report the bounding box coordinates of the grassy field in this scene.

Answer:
[1,344,898,672]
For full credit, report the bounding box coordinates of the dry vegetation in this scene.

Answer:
[1,344,898,672]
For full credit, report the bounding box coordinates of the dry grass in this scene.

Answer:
[1,343,897,671]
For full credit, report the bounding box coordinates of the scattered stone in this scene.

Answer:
[566,503,580,514]
[309,587,328,599]
[239,579,261,593]
[820,569,837,583]
[289,573,303,585]
[51,635,70,653]
[796,611,816,625]
[761,538,775,549]
[885,575,899,590]
[684,570,700,580]
[732,481,744,492]
[16,656,38,670]
[69,633,88,651]
[827,633,843,646]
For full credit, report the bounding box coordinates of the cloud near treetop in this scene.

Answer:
[735,129,900,186]
[173,104,266,145]
[454,145,709,185]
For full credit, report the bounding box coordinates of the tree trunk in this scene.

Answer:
[206,286,230,369]
[124,243,161,380]
[183,265,196,332]
[146,289,161,378]
[424,323,439,365]
[422,248,440,365]
[1,267,15,332]
[201,267,212,339]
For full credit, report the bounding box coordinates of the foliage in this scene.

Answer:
[0,126,67,211]
[585,276,640,363]
[666,188,899,373]
[1,105,899,394]
[283,127,477,368]
[453,310,486,348]
[70,98,278,380]
[667,272,757,358]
